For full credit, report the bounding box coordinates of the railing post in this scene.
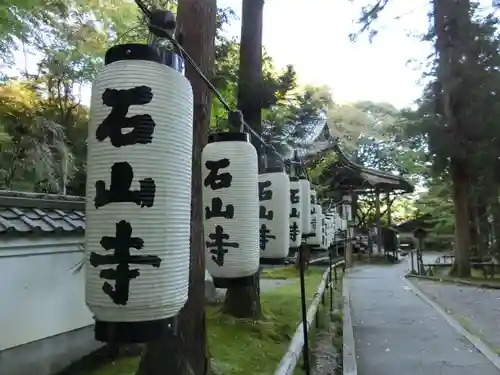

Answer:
[298,245,311,375]
[329,250,333,313]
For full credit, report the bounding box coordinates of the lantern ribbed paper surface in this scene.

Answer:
[310,190,317,206]
[202,133,259,286]
[321,216,327,249]
[259,171,290,263]
[307,204,323,246]
[85,45,193,331]
[299,178,311,234]
[289,179,302,248]
[343,195,352,221]
[325,217,333,246]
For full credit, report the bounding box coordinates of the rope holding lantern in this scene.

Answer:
[85,43,193,343]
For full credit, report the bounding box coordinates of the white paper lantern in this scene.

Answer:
[202,132,259,288]
[321,216,328,250]
[289,178,302,249]
[299,178,312,234]
[259,169,290,264]
[343,195,352,221]
[85,44,193,343]
[325,217,333,247]
[310,190,317,207]
[307,204,323,246]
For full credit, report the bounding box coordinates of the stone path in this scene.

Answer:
[413,278,500,353]
[347,262,500,375]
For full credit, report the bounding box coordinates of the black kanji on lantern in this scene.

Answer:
[205,197,234,219]
[259,224,276,250]
[96,86,156,147]
[259,181,273,220]
[206,225,239,267]
[260,205,274,220]
[311,206,316,215]
[89,220,161,306]
[290,222,300,242]
[259,180,273,201]
[290,207,300,218]
[204,159,232,190]
[94,162,156,209]
[312,217,317,230]
[290,189,300,204]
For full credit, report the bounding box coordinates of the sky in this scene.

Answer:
[5,0,495,109]
[217,0,434,109]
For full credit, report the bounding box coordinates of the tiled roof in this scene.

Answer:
[0,191,85,236]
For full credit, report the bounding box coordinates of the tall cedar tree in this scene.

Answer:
[433,0,472,277]
[223,0,265,318]
[135,0,217,374]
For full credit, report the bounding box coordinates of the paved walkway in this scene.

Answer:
[348,262,500,375]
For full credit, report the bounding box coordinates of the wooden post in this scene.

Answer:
[375,188,381,254]
[386,191,392,227]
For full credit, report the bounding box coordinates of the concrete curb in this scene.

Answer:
[402,275,500,371]
[273,261,345,375]
[343,275,358,375]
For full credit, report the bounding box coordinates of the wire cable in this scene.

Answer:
[133,0,288,163]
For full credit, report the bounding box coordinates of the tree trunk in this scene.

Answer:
[223,0,264,319]
[476,200,489,259]
[433,0,472,277]
[236,0,264,133]
[491,200,500,261]
[135,1,216,374]
[468,196,479,258]
[450,159,471,277]
[294,246,310,271]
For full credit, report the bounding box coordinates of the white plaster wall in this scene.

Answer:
[0,236,93,351]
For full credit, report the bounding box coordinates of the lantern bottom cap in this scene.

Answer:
[260,257,286,265]
[212,273,258,289]
[94,317,177,344]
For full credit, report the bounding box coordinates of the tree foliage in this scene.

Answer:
[0,0,329,195]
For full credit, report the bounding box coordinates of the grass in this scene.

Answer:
[68,267,335,375]
[260,265,311,280]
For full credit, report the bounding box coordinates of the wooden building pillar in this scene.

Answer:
[375,188,381,254]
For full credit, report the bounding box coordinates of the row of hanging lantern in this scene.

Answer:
[83,42,351,344]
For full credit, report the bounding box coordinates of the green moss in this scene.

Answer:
[260,265,324,280]
[207,269,326,375]
[72,356,140,375]
[70,267,335,375]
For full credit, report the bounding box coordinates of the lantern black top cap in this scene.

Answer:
[290,177,299,181]
[299,176,307,180]
[105,44,162,65]
[208,132,250,144]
